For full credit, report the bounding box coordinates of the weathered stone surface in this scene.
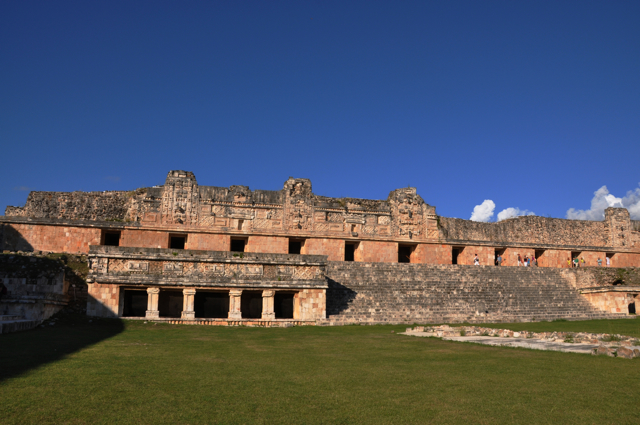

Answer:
[325,263,630,324]
[0,254,71,326]
[3,170,640,266]
[615,347,640,359]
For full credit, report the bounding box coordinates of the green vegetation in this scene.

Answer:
[1,319,640,424]
[600,334,623,342]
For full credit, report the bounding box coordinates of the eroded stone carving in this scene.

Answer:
[163,262,183,273]
[161,171,199,225]
[127,261,149,272]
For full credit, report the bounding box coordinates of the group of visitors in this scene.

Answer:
[569,256,611,267]
[567,256,611,267]
[476,253,613,268]
[491,253,537,266]
[569,257,585,267]
[516,253,537,267]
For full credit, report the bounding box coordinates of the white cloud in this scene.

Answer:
[470,200,495,222]
[621,186,640,220]
[566,185,628,221]
[497,207,535,221]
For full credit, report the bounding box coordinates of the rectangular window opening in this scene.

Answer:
[345,242,358,262]
[275,292,295,319]
[158,290,183,318]
[452,247,462,265]
[240,290,263,319]
[195,291,229,319]
[122,289,147,317]
[398,244,415,263]
[169,235,186,250]
[230,238,246,252]
[102,230,121,247]
[289,239,304,255]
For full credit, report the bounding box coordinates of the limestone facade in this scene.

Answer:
[2,170,640,325]
[86,246,327,322]
[2,170,638,268]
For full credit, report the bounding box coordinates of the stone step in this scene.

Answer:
[324,262,627,324]
[0,319,40,334]
[0,315,24,321]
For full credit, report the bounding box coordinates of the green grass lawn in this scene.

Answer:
[2,318,640,424]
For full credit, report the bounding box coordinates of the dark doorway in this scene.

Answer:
[289,239,304,254]
[629,302,636,315]
[122,290,147,317]
[452,248,461,265]
[535,250,545,260]
[241,291,262,319]
[103,231,121,246]
[195,291,229,318]
[571,251,581,267]
[398,244,414,263]
[606,252,615,266]
[231,238,246,252]
[345,242,358,261]
[275,292,295,319]
[495,248,506,266]
[158,290,183,318]
[170,235,186,249]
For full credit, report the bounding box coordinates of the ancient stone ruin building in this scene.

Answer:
[1,170,639,325]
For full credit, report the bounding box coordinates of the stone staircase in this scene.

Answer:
[0,315,40,334]
[325,263,628,324]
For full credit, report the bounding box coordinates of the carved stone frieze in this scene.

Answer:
[90,257,108,274]
[127,261,149,272]
[163,262,183,273]
[389,187,427,239]
[161,171,199,225]
[29,170,443,242]
[283,178,314,231]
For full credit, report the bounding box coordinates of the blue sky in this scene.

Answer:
[1,1,639,221]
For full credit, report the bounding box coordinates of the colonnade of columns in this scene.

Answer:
[144,287,281,320]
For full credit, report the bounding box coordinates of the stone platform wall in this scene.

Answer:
[325,263,630,324]
[0,254,69,322]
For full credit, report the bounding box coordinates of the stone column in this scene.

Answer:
[146,287,160,319]
[228,289,242,319]
[181,288,196,320]
[262,290,275,320]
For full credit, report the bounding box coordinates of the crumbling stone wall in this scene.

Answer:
[3,170,638,265]
[572,267,640,288]
[0,253,85,321]
[439,216,608,247]
[5,190,140,221]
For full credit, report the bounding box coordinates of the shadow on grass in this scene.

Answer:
[0,310,125,382]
